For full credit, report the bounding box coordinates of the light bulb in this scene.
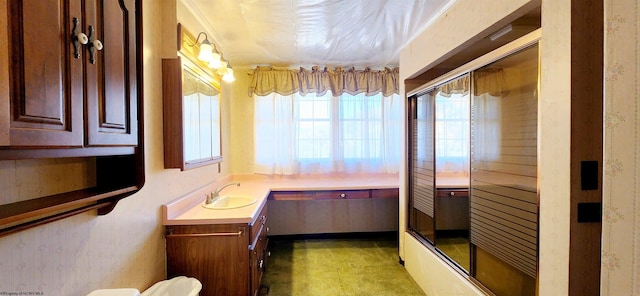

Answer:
[223,68,235,82]
[198,42,213,62]
[217,66,228,76]
[208,52,222,69]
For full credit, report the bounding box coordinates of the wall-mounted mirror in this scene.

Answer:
[162,24,222,170]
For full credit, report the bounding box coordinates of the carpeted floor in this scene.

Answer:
[260,234,425,296]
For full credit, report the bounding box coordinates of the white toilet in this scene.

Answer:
[87,276,202,296]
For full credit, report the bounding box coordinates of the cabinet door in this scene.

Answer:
[84,0,138,146]
[166,224,250,296]
[3,0,84,148]
[250,233,267,296]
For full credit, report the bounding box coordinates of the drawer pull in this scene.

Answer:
[340,193,347,198]
[165,229,243,238]
[450,191,455,197]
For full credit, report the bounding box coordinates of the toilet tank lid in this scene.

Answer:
[140,276,202,296]
[87,288,140,296]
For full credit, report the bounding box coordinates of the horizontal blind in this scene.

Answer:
[411,94,435,217]
[470,69,538,279]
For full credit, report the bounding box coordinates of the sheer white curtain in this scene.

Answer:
[253,93,299,174]
[253,91,401,175]
[472,68,508,163]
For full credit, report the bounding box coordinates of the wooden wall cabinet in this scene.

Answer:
[166,204,269,296]
[83,0,138,147]
[2,0,138,150]
[0,0,144,237]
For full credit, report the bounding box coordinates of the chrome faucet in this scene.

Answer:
[206,182,240,204]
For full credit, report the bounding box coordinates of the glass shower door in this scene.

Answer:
[408,91,436,243]
[469,44,539,296]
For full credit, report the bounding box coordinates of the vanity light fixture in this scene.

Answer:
[193,32,213,62]
[191,31,235,82]
[216,53,235,82]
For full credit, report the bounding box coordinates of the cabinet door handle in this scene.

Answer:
[258,258,264,270]
[86,25,103,64]
[71,18,88,59]
[165,229,244,238]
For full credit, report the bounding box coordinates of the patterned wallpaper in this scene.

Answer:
[602,1,640,295]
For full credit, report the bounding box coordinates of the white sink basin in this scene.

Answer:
[202,195,257,210]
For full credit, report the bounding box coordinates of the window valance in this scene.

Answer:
[183,69,220,96]
[248,66,399,97]
[473,68,509,97]
[437,75,470,97]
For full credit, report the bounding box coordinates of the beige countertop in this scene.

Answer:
[435,176,469,189]
[162,173,399,226]
[434,172,469,189]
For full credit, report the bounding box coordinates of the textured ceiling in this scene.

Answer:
[181,0,455,68]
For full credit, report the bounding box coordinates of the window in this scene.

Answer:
[297,94,331,160]
[435,92,470,173]
[340,93,384,160]
[254,91,400,174]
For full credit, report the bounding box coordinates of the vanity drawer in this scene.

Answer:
[371,188,399,199]
[314,190,370,199]
[270,191,315,200]
[269,189,397,200]
[436,188,469,198]
[250,204,268,243]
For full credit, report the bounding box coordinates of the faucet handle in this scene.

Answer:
[205,193,213,204]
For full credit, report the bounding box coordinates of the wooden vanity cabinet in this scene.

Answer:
[165,204,269,296]
[267,188,399,235]
[270,188,399,200]
[2,0,138,150]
